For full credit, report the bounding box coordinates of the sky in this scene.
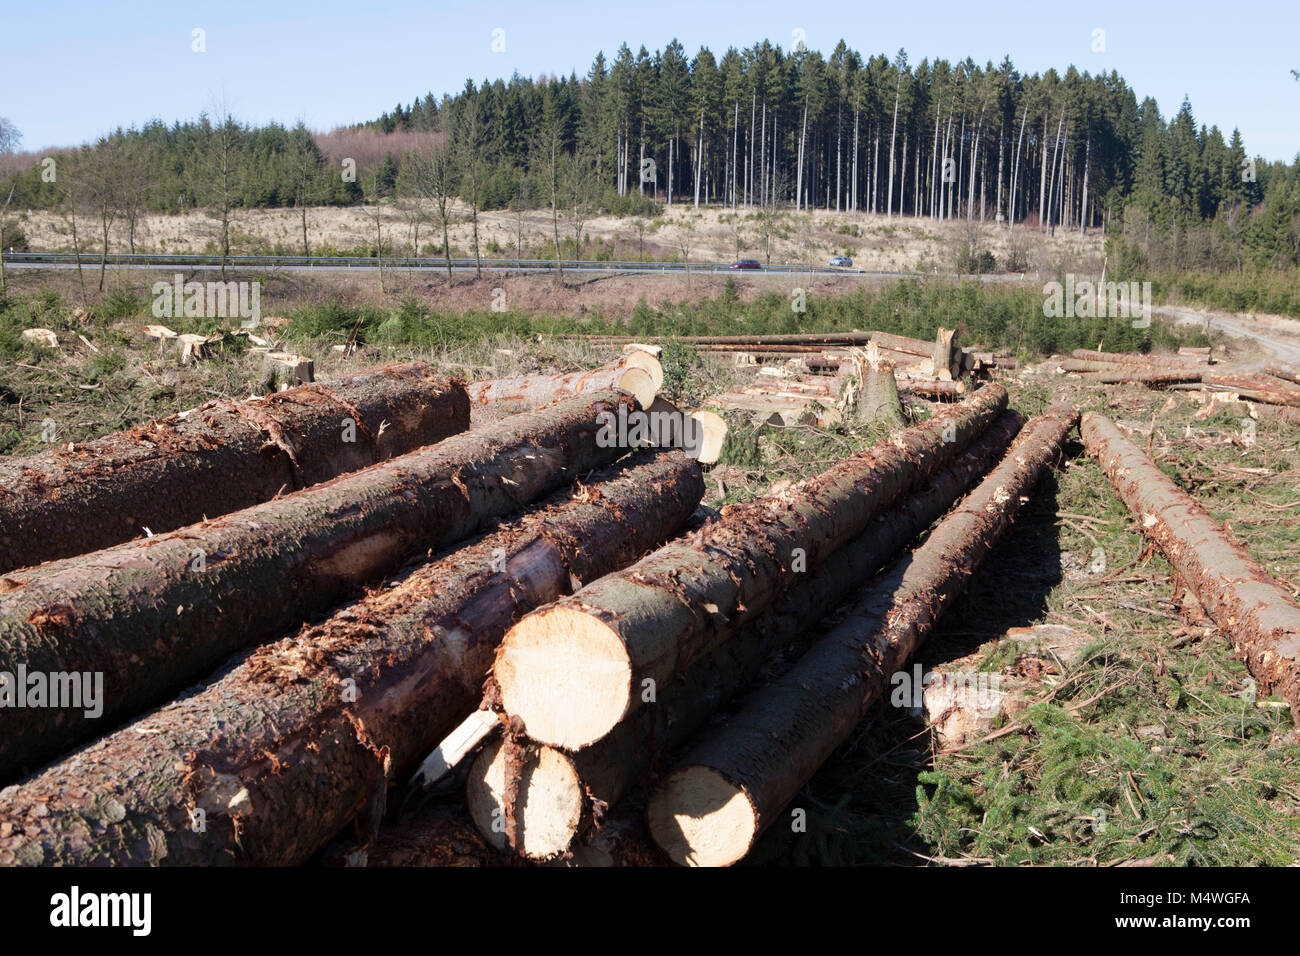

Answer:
[4,0,1298,161]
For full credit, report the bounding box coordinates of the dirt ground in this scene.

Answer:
[13,202,1104,274]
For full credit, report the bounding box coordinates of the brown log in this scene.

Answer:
[1071,348,1202,368]
[895,376,967,398]
[551,332,876,347]
[1082,412,1300,722]
[0,392,639,782]
[867,330,936,356]
[466,357,659,408]
[1202,373,1300,407]
[1264,363,1300,386]
[468,411,1026,858]
[493,385,1009,751]
[646,406,1079,866]
[1076,367,1205,387]
[0,363,470,573]
[0,450,702,865]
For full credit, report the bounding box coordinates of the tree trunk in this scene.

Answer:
[0,363,469,573]
[0,451,703,865]
[647,406,1078,866]
[469,412,1026,858]
[493,385,1009,750]
[0,392,640,781]
[1082,413,1300,721]
[852,350,905,428]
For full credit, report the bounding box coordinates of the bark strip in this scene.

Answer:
[646,406,1078,866]
[1082,412,1300,720]
[0,362,469,573]
[0,450,701,866]
[0,392,638,781]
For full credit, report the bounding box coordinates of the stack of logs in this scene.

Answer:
[5,348,1292,869]
[296,382,1081,868]
[0,352,719,864]
[1058,348,1300,421]
[691,329,1007,427]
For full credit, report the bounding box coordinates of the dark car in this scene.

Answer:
[730,259,762,269]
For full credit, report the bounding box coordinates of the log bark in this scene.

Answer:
[469,412,1026,858]
[0,450,702,865]
[646,405,1079,866]
[0,392,639,782]
[0,363,470,573]
[465,356,659,409]
[493,384,1009,751]
[1081,412,1300,722]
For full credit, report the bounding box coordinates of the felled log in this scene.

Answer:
[465,355,659,408]
[711,392,842,428]
[0,392,638,781]
[1179,346,1212,364]
[1071,348,1202,368]
[1264,363,1300,386]
[1076,367,1205,387]
[468,411,1025,858]
[643,398,727,465]
[0,451,702,866]
[1082,412,1300,722]
[1202,373,1300,407]
[0,362,470,573]
[646,405,1079,866]
[492,385,1009,751]
[866,330,934,356]
[895,376,967,398]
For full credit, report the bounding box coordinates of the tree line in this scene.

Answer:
[1,38,1297,283]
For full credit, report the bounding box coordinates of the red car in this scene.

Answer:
[730,259,762,269]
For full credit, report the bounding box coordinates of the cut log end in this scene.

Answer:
[467,739,584,859]
[688,410,727,465]
[496,605,632,749]
[646,766,757,868]
[617,367,657,409]
[619,351,665,392]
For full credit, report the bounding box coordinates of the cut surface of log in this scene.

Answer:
[0,362,470,573]
[647,406,1079,866]
[0,392,637,781]
[494,385,1009,750]
[1082,412,1300,721]
[0,450,702,865]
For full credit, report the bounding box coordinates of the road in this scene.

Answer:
[0,252,1023,283]
[1155,305,1300,367]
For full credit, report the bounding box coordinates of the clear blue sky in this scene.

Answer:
[4,0,1297,161]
